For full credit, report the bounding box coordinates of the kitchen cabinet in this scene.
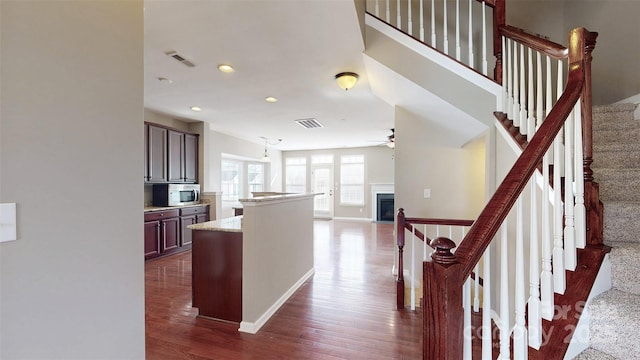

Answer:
[145,122,198,184]
[145,124,168,183]
[168,130,198,183]
[144,205,209,260]
[180,205,209,246]
[144,209,180,260]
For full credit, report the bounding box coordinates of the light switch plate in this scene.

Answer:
[0,203,17,243]
[423,189,431,199]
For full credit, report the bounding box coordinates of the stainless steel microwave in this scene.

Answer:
[153,183,200,206]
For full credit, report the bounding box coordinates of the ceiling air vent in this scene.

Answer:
[165,51,196,68]
[295,118,324,129]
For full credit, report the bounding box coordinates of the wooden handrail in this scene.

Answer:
[455,27,596,280]
[501,25,568,59]
[421,27,598,358]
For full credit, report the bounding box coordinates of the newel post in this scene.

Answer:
[396,208,406,310]
[423,237,464,359]
[571,28,603,245]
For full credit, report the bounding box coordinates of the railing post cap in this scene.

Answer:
[430,237,457,265]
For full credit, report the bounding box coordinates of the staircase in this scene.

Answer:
[575,103,640,360]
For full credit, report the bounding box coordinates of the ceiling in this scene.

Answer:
[144,0,395,151]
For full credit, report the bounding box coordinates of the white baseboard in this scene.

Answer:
[239,268,315,334]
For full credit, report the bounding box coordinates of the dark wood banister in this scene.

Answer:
[421,27,598,358]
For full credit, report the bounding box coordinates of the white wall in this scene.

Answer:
[1,1,144,358]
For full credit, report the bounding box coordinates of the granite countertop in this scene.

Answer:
[144,203,208,212]
[188,216,242,233]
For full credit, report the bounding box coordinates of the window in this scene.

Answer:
[311,154,333,164]
[247,163,264,195]
[340,155,365,205]
[221,159,241,203]
[285,157,307,193]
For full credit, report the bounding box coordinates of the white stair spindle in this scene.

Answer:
[397,0,402,30]
[499,222,510,359]
[420,0,425,42]
[468,0,474,68]
[546,55,552,116]
[455,0,461,60]
[541,150,555,320]
[502,36,508,114]
[473,261,480,312]
[519,44,527,135]
[514,198,528,359]
[506,39,513,119]
[436,224,441,238]
[408,0,413,36]
[443,0,449,55]
[463,276,472,360]
[386,0,391,23]
[564,108,577,270]
[448,225,453,240]
[553,132,566,294]
[574,102,586,249]
[482,247,492,359]
[481,3,488,75]
[557,59,564,101]
[536,51,543,129]
[411,226,416,311]
[423,225,428,260]
[375,0,380,18]
[431,0,437,47]
[513,41,520,127]
[528,176,542,349]
[527,48,536,136]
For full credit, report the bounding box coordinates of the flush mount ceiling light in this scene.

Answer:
[217,64,234,73]
[265,96,278,103]
[335,72,359,91]
[190,106,202,112]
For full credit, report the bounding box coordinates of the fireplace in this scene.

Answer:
[376,193,395,222]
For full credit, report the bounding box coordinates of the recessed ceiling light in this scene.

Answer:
[265,96,278,103]
[190,106,202,112]
[218,64,234,73]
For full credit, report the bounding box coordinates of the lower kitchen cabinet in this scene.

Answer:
[144,205,209,261]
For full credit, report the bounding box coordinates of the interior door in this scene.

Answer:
[311,164,334,219]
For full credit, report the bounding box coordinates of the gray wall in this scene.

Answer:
[1,1,144,358]
[508,1,640,105]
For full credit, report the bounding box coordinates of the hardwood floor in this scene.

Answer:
[146,220,423,359]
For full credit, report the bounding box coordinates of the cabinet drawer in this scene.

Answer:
[180,205,208,216]
[144,209,180,222]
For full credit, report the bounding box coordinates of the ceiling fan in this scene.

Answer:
[367,128,395,148]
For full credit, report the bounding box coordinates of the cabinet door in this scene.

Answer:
[162,217,180,252]
[196,213,209,223]
[147,125,168,182]
[184,133,198,183]
[180,215,196,247]
[167,130,184,183]
[144,220,161,260]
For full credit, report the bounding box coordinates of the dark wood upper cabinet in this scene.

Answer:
[146,124,168,183]
[184,133,198,183]
[144,122,198,184]
[168,130,185,183]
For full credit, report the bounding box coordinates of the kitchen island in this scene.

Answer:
[188,193,317,333]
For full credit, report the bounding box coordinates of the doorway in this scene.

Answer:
[311,164,334,219]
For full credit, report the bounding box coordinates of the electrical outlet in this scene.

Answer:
[423,189,431,199]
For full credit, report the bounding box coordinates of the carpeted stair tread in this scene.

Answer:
[592,143,640,169]
[603,201,640,244]
[593,168,640,201]
[592,103,637,123]
[586,289,640,360]
[574,347,620,360]
[592,127,640,144]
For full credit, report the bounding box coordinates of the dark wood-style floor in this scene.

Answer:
[146,220,423,359]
